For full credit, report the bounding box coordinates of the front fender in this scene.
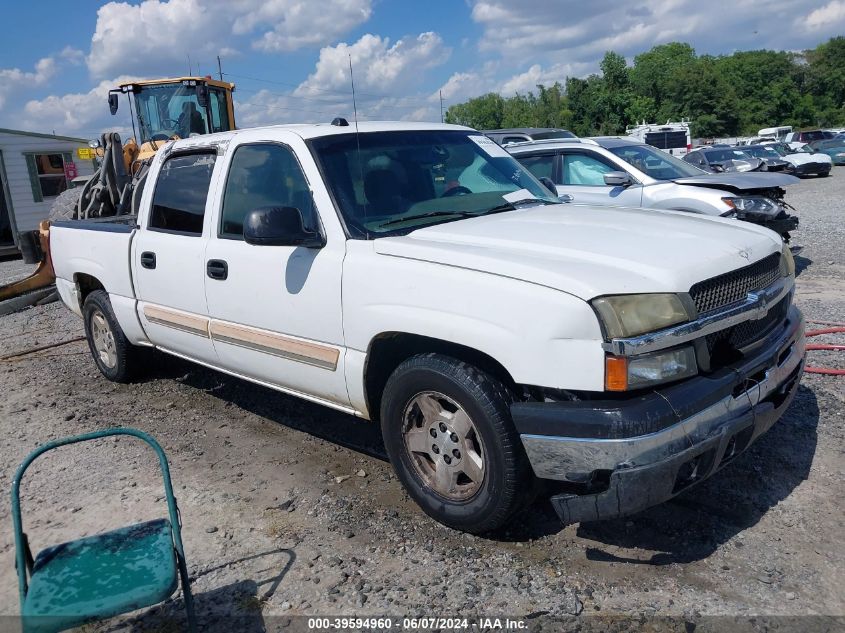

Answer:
[343,245,606,393]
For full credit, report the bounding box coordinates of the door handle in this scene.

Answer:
[559,193,574,203]
[206,259,228,280]
[140,251,156,269]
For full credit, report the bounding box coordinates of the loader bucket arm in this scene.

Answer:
[0,221,55,303]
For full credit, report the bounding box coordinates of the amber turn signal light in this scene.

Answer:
[605,355,628,391]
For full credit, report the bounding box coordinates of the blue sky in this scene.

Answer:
[1,0,843,139]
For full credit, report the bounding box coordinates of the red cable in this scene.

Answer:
[804,326,845,376]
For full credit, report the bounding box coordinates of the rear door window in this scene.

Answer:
[149,152,216,235]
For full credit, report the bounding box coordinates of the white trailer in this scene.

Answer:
[625,121,691,157]
[0,128,95,256]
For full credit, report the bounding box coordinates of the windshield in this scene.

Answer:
[132,84,230,143]
[309,130,558,238]
[607,143,704,180]
[703,148,753,162]
[812,140,845,150]
[531,130,577,140]
[744,146,781,159]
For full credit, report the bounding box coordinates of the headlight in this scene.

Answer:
[836,153,845,158]
[592,293,691,339]
[780,244,795,277]
[722,196,779,217]
[606,346,698,391]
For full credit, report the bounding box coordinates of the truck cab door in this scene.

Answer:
[203,134,349,409]
[555,150,643,208]
[131,150,219,365]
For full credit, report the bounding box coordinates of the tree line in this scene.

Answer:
[444,37,845,138]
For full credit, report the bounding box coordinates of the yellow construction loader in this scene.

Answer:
[0,76,236,308]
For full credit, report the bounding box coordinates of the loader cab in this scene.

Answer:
[110,77,236,145]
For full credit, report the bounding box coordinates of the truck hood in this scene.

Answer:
[672,172,799,193]
[373,204,782,300]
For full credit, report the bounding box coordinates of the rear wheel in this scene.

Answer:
[82,290,142,383]
[380,353,533,533]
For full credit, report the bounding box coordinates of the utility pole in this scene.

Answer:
[217,56,223,81]
[439,90,444,123]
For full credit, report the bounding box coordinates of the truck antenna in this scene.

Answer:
[349,54,367,236]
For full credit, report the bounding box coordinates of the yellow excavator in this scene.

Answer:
[0,76,236,309]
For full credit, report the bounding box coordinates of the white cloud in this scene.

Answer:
[802,0,845,32]
[59,47,85,65]
[0,57,57,110]
[87,0,374,79]
[21,76,143,137]
[234,0,372,52]
[295,32,451,98]
[470,0,843,69]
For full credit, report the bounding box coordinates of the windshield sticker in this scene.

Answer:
[502,189,535,203]
[468,135,512,159]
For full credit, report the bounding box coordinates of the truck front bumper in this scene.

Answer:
[512,307,805,524]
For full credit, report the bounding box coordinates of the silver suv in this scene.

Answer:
[506,137,800,241]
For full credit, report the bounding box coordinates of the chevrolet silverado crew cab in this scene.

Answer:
[50,122,805,533]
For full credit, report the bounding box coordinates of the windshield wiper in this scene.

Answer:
[480,197,557,215]
[377,210,474,229]
[376,197,555,229]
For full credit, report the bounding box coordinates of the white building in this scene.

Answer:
[0,128,96,256]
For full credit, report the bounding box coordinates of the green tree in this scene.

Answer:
[445,93,505,129]
[805,36,845,108]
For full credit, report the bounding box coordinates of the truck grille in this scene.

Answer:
[689,253,781,315]
[706,295,790,366]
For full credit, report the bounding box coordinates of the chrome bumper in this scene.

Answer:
[518,306,804,483]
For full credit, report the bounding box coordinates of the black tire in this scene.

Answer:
[380,353,534,533]
[48,187,83,222]
[82,290,142,383]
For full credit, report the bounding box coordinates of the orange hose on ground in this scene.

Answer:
[805,327,845,376]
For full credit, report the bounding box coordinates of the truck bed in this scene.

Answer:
[50,217,138,302]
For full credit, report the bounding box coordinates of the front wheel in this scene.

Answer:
[380,353,533,533]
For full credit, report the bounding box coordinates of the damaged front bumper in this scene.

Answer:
[513,307,805,525]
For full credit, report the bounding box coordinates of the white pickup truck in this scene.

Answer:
[50,121,805,533]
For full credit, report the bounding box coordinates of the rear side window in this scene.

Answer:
[149,153,216,235]
[517,154,555,181]
[219,143,313,239]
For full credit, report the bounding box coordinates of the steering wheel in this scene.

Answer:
[441,185,472,197]
[161,118,179,129]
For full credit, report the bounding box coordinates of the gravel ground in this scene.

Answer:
[0,172,843,632]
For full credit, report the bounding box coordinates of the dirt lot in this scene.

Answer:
[0,172,843,632]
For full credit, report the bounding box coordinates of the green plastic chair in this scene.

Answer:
[12,428,197,633]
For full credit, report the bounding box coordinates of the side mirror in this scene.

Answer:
[196,84,209,109]
[243,206,324,248]
[603,171,633,187]
[710,162,726,173]
[108,93,119,116]
[538,176,557,195]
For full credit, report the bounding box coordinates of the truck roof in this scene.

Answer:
[165,121,473,151]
